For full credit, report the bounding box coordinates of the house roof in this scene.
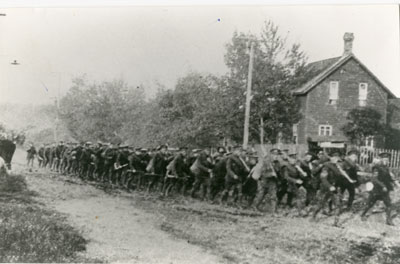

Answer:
[293,53,396,99]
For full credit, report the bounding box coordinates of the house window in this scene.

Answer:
[359,83,368,106]
[319,125,332,136]
[329,81,339,105]
[292,124,298,144]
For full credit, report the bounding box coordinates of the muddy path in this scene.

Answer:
[19,167,223,264]
[11,148,400,264]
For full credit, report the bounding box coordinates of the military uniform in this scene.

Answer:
[115,145,130,185]
[312,156,345,226]
[38,145,45,167]
[251,157,279,212]
[101,145,117,183]
[280,154,306,215]
[361,153,395,226]
[339,155,359,209]
[190,149,213,199]
[26,145,37,167]
[125,149,147,190]
[146,145,168,193]
[220,147,249,204]
[79,143,93,180]
[163,149,190,196]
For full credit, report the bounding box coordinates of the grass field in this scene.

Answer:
[0,174,96,263]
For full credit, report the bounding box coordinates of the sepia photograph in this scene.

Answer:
[0,1,400,263]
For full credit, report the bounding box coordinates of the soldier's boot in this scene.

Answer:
[386,208,395,226]
[333,216,340,227]
[270,199,278,215]
[219,190,229,205]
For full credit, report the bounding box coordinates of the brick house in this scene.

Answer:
[292,32,396,149]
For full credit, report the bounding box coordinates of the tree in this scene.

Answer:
[60,76,146,144]
[223,20,311,144]
[342,107,385,146]
[148,72,224,148]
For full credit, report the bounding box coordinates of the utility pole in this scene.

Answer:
[243,41,254,150]
[53,72,61,142]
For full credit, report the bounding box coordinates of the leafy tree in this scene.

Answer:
[60,76,146,144]
[342,107,385,145]
[148,72,224,148]
[223,20,311,144]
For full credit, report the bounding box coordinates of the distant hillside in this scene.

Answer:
[0,103,72,145]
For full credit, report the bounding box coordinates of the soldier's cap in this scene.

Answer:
[281,149,289,153]
[85,141,92,145]
[192,148,201,153]
[97,141,103,145]
[288,151,297,158]
[347,148,359,156]
[119,144,129,149]
[378,152,391,159]
[270,148,281,155]
[141,148,148,152]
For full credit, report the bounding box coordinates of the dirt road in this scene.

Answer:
[11,148,400,264]
[20,169,223,264]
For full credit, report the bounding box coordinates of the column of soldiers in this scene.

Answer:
[29,141,399,226]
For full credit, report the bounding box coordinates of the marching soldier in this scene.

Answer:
[37,144,45,167]
[114,144,130,186]
[251,148,280,213]
[44,144,52,168]
[26,144,37,167]
[220,146,249,205]
[339,148,362,210]
[190,147,214,200]
[209,152,230,202]
[53,141,65,172]
[298,151,317,206]
[163,147,190,196]
[146,145,168,193]
[312,151,352,227]
[361,152,397,226]
[79,142,93,180]
[125,148,147,190]
[280,151,307,216]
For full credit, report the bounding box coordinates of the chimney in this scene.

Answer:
[343,32,354,56]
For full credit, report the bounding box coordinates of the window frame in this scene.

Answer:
[329,81,339,105]
[319,125,333,136]
[359,82,368,106]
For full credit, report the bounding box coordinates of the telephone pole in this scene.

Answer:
[243,41,254,150]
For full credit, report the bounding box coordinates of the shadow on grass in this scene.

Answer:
[0,174,100,263]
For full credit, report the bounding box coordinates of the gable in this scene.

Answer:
[293,54,396,99]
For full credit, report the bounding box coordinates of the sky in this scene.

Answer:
[0,4,399,104]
